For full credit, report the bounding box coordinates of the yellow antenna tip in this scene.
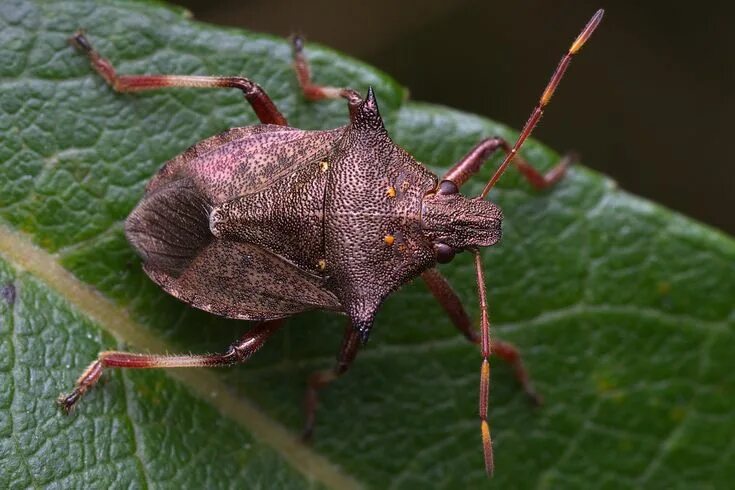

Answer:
[571,9,605,54]
[481,420,494,476]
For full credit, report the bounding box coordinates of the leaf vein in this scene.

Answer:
[0,223,361,490]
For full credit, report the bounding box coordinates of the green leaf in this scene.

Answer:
[1,0,733,488]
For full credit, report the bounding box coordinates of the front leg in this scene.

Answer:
[442,137,576,191]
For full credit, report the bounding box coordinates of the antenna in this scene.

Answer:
[475,10,604,476]
[480,9,604,199]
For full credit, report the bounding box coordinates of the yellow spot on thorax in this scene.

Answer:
[317,259,326,270]
[384,235,395,246]
[386,186,396,198]
[319,161,329,172]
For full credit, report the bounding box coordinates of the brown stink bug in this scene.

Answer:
[58,10,604,475]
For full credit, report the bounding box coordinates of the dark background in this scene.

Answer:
[176,0,734,235]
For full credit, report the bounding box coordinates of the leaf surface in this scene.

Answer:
[1,1,733,488]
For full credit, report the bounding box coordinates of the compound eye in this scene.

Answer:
[437,180,459,195]
[434,243,456,264]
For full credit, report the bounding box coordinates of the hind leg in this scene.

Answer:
[58,320,283,412]
[70,31,288,125]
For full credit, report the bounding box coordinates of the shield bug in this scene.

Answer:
[58,9,604,475]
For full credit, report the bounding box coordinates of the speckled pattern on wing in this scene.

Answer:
[147,124,346,204]
[145,239,341,320]
[126,124,346,319]
[126,94,443,337]
[211,155,331,274]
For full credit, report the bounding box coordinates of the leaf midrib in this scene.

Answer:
[0,221,362,490]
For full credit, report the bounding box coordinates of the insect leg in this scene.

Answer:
[302,324,360,441]
[69,31,288,125]
[442,136,576,191]
[421,268,541,404]
[57,320,283,413]
[442,9,603,195]
[291,35,360,103]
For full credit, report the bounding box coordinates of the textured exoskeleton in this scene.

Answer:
[126,89,500,342]
[60,10,603,475]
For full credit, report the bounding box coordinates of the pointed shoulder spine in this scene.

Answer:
[349,86,386,131]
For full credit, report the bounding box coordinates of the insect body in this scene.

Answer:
[59,10,604,476]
